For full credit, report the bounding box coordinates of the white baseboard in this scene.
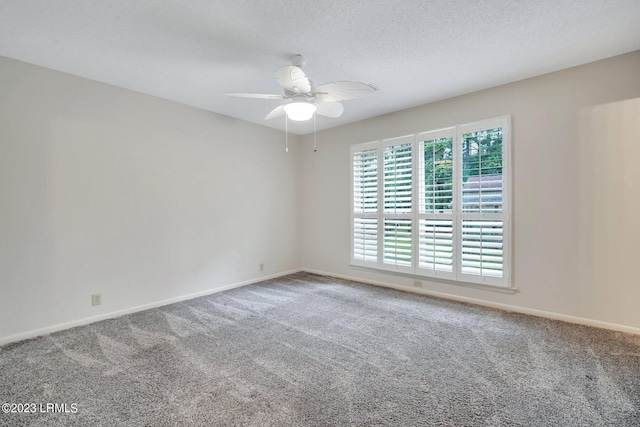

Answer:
[0,269,303,346]
[4,267,638,346]
[302,268,640,336]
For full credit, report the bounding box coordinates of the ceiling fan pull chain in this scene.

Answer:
[313,114,317,152]
[285,114,289,153]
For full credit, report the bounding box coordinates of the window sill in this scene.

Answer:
[349,264,518,295]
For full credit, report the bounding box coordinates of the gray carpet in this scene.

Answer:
[1,273,639,426]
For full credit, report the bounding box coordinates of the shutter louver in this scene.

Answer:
[384,143,412,214]
[419,219,453,272]
[461,220,504,278]
[353,218,378,262]
[353,149,378,214]
[420,137,453,214]
[461,128,503,214]
[384,218,412,267]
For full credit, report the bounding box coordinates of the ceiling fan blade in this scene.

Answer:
[265,104,286,120]
[224,92,285,99]
[313,81,377,102]
[315,101,344,118]
[274,66,312,94]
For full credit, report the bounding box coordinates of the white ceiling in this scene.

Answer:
[1,1,639,135]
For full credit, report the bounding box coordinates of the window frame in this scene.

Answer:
[351,141,380,268]
[350,116,512,289]
[381,135,415,275]
[416,127,457,281]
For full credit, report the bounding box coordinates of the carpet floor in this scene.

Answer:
[1,272,639,426]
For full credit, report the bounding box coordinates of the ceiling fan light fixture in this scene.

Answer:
[284,101,316,121]
[225,55,378,125]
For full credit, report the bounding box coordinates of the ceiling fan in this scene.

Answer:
[225,54,377,122]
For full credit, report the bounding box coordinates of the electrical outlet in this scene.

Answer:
[259,263,264,271]
[413,280,423,288]
[91,294,101,306]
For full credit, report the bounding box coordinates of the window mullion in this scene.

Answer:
[453,126,462,281]
[376,143,383,270]
[411,136,419,275]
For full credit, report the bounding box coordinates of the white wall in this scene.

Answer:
[0,56,301,342]
[298,51,640,331]
[578,97,640,327]
[2,51,639,344]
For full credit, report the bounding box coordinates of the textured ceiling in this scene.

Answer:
[1,0,639,135]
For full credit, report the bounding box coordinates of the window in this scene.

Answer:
[418,129,455,279]
[350,117,511,288]
[383,137,413,272]
[352,142,378,263]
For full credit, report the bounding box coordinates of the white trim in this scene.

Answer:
[411,134,419,279]
[350,116,512,289]
[4,267,639,346]
[0,269,302,346]
[503,117,512,283]
[349,264,517,294]
[305,268,640,336]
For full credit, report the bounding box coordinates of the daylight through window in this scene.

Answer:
[350,116,511,288]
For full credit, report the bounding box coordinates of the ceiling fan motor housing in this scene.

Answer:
[291,54,305,68]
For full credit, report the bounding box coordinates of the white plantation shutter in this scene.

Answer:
[382,137,414,272]
[417,130,456,279]
[419,133,454,215]
[384,218,412,267]
[461,220,504,278]
[350,116,511,289]
[419,219,453,273]
[461,127,504,214]
[462,175,503,213]
[383,142,413,214]
[351,144,379,266]
[458,117,510,286]
[353,148,378,215]
[353,218,378,263]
